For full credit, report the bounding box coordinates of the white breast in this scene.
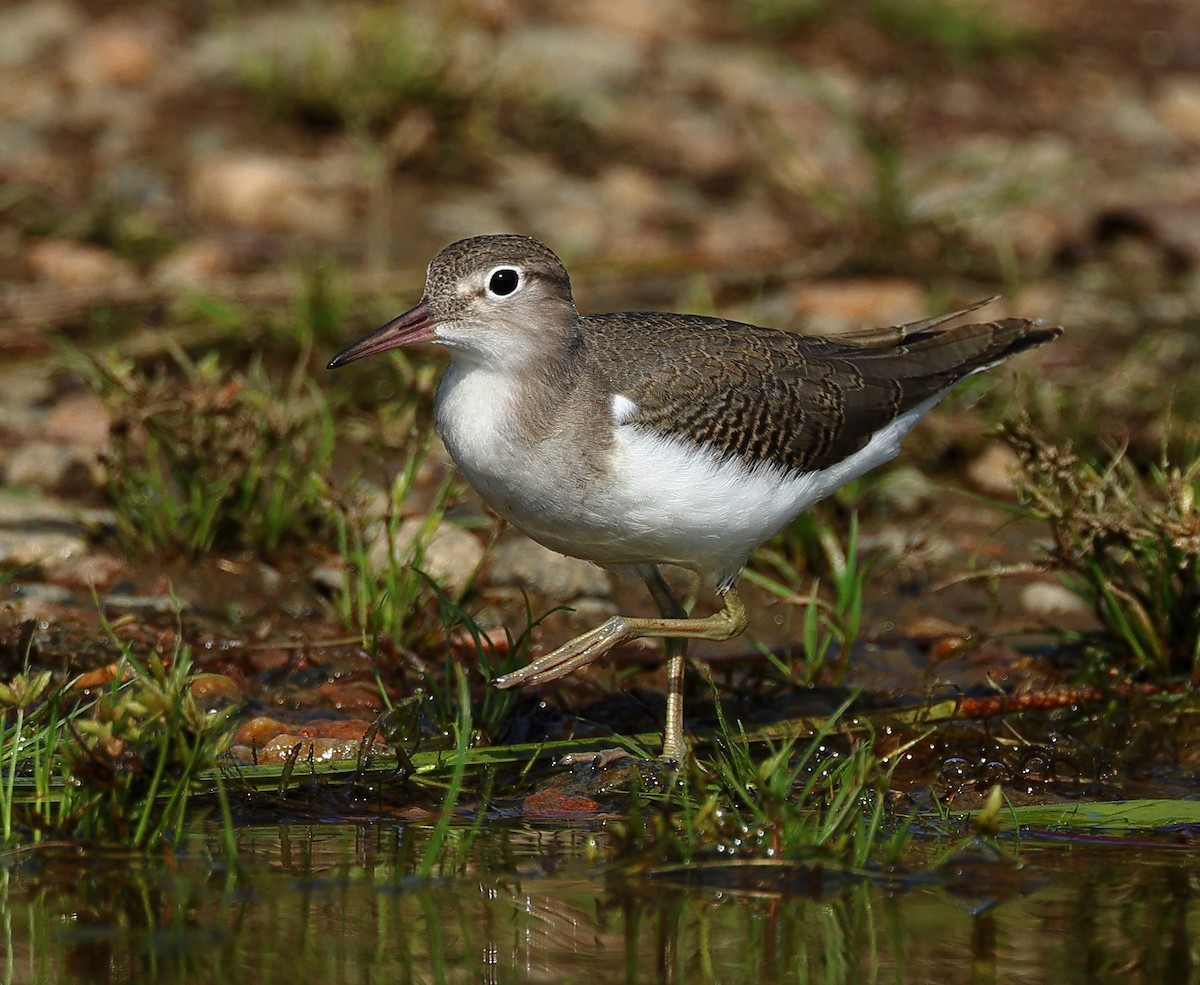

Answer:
[594,393,938,583]
[436,359,944,586]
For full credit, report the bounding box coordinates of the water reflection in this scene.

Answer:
[1,825,1196,984]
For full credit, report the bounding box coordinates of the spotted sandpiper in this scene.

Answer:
[329,234,1061,763]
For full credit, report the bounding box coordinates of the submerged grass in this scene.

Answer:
[1007,421,1200,682]
[608,697,905,873]
[0,625,236,851]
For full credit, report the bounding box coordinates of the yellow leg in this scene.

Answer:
[492,573,749,763]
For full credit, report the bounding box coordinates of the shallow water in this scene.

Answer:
[3,823,1196,984]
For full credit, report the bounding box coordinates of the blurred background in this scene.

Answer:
[1,0,1199,681]
[1,0,1198,358]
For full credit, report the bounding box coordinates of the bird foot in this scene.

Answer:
[491,616,633,689]
[558,746,632,769]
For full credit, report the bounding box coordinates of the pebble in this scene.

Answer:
[189,673,243,710]
[1154,76,1200,144]
[0,369,53,409]
[317,680,385,712]
[153,239,236,288]
[625,101,749,183]
[4,441,101,495]
[41,393,112,448]
[563,0,695,40]
[0,529,88,569]
[877,466,937,517]
[187,152,356,240]
[246,734,366,764]
[0,0,83,69]
[42,550,127,590]
[487,536,611,601]
[695,198,794,262]
[367,519,485,597]
[965,442,1024,499]
[0,490,79,525]
[25,238,138,291]
[229,715,383,765]
[65,18,172,90]
[309,563,345,595]
[2,581,76,616]
[1019,581,1093,621]
[101,593,192,614]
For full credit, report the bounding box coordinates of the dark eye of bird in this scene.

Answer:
[488,268,520,297]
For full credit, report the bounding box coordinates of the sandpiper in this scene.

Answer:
[329,234,1060,763]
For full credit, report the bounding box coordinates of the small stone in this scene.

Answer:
[0,1,83,69]
[0,529,88,568]
[0,490,79,527]
[70,661,129,692]
[42,550,127,590]
[642,104,750,184]
[101,593,191,614]
[255,735,363,764]
[153,239,236,288]
[562,0,693,40]
[187,152,356,240]
[367,519,485,597]
[248,647,290,674]
[877,466,937,517]
[189,674,243,710]
[317,681,384,712]
[0,369,54,409]
[488,536,611,601]
[2,581,76,620]
[309,563,345,595]
[965,442,1023,499]
[241,717,385,765]
[297,718,381,742]
[41,393,112,448]
[903,615,972,642]
[1020,582,1093,621]
[233,715,290,748]
[1155,77,1200,143]
[26,238,138,291]
[257,563,282,595]
[66,18,171,89]
[4,441,101,495]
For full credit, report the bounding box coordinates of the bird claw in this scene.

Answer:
[492,617,630,689]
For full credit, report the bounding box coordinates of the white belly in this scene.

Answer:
[436,359,939,585]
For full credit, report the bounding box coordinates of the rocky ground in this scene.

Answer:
[0,0,1197,782]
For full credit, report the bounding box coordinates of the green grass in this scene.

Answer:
[1007,421,1200,682]
[607,696,906,872]
[747,509,869,683]
[235,5,459,135]
[0,626,236,850]
[735,0,836,35]
[738,0,1038,58]
[329,452,533,740]
[330,453,456,648]
[869,0,1038,65]
[86,347,336,557]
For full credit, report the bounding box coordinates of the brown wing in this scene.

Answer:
[584,304,1060,473]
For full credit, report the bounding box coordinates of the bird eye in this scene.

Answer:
[487,268,520,297]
